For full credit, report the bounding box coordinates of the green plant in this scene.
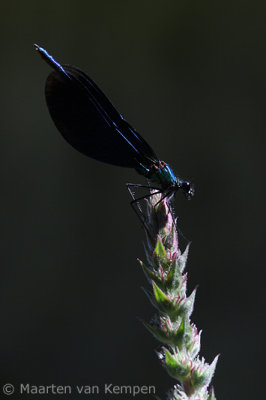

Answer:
[138,193,218,399]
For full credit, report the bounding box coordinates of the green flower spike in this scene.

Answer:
[138,192,219,399]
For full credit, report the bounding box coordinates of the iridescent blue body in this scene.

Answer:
[137,161,178,188]
[35,44,194,201]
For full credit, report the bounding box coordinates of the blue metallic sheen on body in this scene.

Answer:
[151,163,177,188]
[136,161,181,190]
[34,44,71,79]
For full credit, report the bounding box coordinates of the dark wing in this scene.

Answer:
[37,45,158,167]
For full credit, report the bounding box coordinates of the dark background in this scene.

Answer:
[0,1,265,399]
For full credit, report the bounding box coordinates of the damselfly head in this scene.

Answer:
[181,180,195,200]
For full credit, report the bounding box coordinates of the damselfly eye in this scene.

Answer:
[181,181,195,199]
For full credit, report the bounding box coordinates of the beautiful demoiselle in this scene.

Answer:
[35,44,194,205]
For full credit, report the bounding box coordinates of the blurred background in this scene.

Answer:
[0,1,265,399]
